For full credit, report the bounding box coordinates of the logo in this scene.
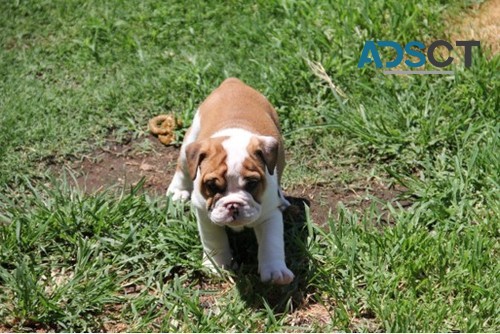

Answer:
[358,40,480,74]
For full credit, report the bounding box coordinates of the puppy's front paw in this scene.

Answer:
[167,188,191,201]
[259,262,295,285]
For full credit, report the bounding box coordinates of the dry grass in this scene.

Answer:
[446,0,499,56]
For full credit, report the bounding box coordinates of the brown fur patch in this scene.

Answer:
[241,152,267,204]
[192,138,228,209]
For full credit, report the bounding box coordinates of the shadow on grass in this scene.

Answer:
[227,196,314,312]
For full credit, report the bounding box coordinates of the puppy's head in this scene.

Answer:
[187,134,278,228]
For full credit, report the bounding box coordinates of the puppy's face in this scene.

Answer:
[187,134,278,228]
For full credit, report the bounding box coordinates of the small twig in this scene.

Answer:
[306,58,348,100]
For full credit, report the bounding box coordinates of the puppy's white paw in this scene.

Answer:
[260,262,295,285]
[167,188,191,202]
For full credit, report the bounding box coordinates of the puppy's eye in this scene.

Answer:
[205,179,221,194]
[245,179,259,192]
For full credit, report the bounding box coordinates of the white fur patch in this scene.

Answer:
[213,128,252,179]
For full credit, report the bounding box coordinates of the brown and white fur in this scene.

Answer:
[167,78,294,285]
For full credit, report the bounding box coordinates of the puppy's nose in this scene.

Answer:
[225,202,241,212]
[225,202,241,219]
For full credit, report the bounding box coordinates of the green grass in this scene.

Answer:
[1,0,499,332]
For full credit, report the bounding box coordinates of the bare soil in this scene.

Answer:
[58,135,408,226]
[59,135,179,194]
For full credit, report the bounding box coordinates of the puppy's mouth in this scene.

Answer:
[210,210,251,227]
[229,205,239,220]
[209,201,260,227]
[205,190,262,227]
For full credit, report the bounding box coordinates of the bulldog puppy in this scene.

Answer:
[167,78,294,285]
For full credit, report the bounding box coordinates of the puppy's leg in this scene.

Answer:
[196,209,232,271]
[167,110,201,201]
[167,154,192,201]
[254,210,294,285]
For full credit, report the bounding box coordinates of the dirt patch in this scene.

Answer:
[58,135,179,195]
[286,302,332,329]
[286,181,409,226]
[446,0,499,56]
[58,136,408,226]
[57,136,409,226]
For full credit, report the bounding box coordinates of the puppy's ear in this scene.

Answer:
[252,136,279,175]
[185,141,207,180]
